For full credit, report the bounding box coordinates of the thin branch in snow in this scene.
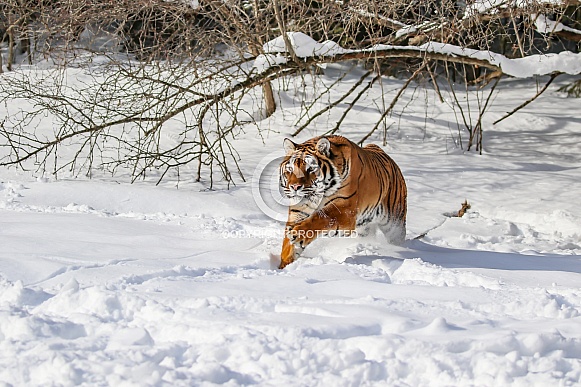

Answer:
[326,73,382,136]
[493,72,561,125]
[292,70,373,137]
[358,62,427,145]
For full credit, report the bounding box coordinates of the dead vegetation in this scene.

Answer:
[0,0,579,184]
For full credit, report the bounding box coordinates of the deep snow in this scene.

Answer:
[1,63,581,386]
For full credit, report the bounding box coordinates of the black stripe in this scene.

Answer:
[290,209,310,216]
[327,191,357,204]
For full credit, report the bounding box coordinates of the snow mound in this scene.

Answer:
[391,258,502,289]
[263,32,348,57]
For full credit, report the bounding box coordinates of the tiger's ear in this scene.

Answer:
[283,138,296,155]
[316,137,331,156]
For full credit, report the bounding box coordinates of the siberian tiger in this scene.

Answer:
[278,135,407,269]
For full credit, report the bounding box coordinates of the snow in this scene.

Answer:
[395,25,419,39]
[258,32,581,77]
[256,32,347,72]
[417,41,581,77]
[464,0,566,19]
[463,0,507,18]
[1,62,581,385]
[263,32,348,58]
[534,14,581,36]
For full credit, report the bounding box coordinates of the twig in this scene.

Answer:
[457,200,471,217]
[473,74,502,154]
[358,62,427,145]
[445,63,470,149]
[414,200,471,239]
[493,73,561,125]
[326,73,381,135]
[293,66,353,129]
[427,62,444,103]
[292,70,373,136]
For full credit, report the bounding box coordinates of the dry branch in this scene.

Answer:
[326,73,382,135]
[292,70,373,136]
[493,73,561,125]
[358,63,427,145]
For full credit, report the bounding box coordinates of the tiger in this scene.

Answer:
[278,135,407,269]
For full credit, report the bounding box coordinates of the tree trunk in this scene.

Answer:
[7,29,14,71]
[248,44,276,118]
[262,81,276,118]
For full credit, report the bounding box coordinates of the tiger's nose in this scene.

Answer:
[290,184,303,191]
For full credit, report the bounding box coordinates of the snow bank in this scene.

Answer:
[257,32,581,77]
[418,42,581,77]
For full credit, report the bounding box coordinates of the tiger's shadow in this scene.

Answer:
[345,238,581,275]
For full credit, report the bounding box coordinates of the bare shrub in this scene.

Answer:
[0,0,579,184]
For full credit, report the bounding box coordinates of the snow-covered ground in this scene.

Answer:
[1,65,580,386]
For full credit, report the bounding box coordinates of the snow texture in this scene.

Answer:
[1,62,581,386]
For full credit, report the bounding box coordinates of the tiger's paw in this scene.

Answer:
[279,235,298,270]
[285,225,313,252]
[279,250,297,269]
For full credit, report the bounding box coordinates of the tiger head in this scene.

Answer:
[279,136,341,200]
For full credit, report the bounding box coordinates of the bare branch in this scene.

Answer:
[358,63,427,145]
[493,73,561,125]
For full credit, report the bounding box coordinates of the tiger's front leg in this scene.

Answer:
[278,222,315,269]
[279,205,356,269]
[279,234,298,269]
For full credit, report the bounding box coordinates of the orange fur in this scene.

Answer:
[278,135,407,269]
